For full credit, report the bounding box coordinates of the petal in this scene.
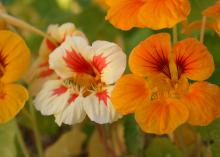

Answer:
[111,74,150,114]
[0,30,30,83]
[28,73,58,96]
[26,58,58,96]
[91,40,126,84]
[174,38,214,81]
[83,86,122,124]
[49,36,91,79]
[139,0,191,30]
[182,21,216,36]
[0,84,28,123]
[183,82,220,126]
[55,95,86,126]
[129,33,171,78]
[135,98,189,135]
[105,0,145,30]
[39,23,86,58]
[203,2,220,18]
[34,80,70,115]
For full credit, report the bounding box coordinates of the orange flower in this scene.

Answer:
[184,2,220,36]
[0,30,30,123]
[105,0,191,30]
[111,33,220,134]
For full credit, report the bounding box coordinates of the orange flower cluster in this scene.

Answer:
[104,1,220,134]
[111,33,220,134]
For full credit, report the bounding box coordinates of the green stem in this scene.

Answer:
[29,98,44,157]
[15,121,30,157]
[172,25,178,44]
[200,16,207,43]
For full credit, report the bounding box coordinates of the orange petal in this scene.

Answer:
[139,0,191,30]
[203,2,220,18]
[105,0,145,30]
[182,20,218,36]
[111,74,150,115]
[183,82,220,126]
[0,30,30,83]
[174,38,214,81]
[135,98,189,135]
[129,33,171,78]
[0,83,28,123]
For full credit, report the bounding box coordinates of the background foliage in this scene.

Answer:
[1,0,220,157]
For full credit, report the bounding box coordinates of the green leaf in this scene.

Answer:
[0,120,17,157]
[197,118,220,157]
[145,137,184,157]
[124,115,144,156]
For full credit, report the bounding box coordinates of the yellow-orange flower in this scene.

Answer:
[184,2,220,36]
[105,0,191,30]
[0,30,30,123]
[111,33,220,134]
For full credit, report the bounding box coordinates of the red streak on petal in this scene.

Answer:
[0,92,5,99]
[46,39,57,51]
[63,49,95,76]
[96,90,109,106]
[38,61,49,68]
[39,68,54,78]
[52,86,67,96]
[68,93,78,104]
[92,54,108,74]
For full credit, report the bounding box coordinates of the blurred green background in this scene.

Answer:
[1,0,220,157]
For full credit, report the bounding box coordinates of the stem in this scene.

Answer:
[206,146,212,157]
[200,16,207,43]
[15,121,30,157]
[172,25,178,44]
[96,125,116,157]
[29,99,44,157]
[0,12,57,45]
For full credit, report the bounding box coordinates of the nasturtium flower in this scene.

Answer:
[184,2,220,36]
[0,30,30,123]
[105,0,191,30]
[111,33,220,135]
[26,23,86,95]
[34,36,126,125]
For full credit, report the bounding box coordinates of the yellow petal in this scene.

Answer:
[0,83,28,123]
[135,98,189,135]
[111,74,150,115]
[184,82,220,126]
[0,30,30,83]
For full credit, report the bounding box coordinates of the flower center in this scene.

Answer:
[63,48,108,93]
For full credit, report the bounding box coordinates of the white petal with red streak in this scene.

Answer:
[49,36,90,79]
[55,95,86,126]
[91,41,126,84]
[83,86,122,124]
[34,80,69,115]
